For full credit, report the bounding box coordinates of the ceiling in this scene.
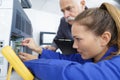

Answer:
[30,0,120,16]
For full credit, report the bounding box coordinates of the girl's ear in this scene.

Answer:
[100,31,111,47]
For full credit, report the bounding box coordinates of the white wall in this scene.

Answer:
[86,0,120,8]
[24,9,61,45]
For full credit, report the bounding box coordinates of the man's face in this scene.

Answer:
[60,0,85,25]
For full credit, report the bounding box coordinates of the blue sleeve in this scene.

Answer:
[24,56,120,80]
[39,49,91,63]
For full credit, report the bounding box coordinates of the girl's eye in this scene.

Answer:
[75,38,81,42]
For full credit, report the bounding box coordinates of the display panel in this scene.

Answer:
[40,32,56,45]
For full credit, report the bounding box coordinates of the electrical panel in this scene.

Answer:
[0,0,32,79]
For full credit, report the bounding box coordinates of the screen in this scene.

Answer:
[43,34,56,43]
[40,32,56,45]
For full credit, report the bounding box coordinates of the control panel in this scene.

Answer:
[0,40,5,77]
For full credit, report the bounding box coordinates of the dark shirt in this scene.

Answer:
[54,17,73,40]
[52,17,76,54]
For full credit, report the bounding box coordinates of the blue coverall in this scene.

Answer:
[24,45,120,80]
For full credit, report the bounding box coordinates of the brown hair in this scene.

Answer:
[74,8,118,56]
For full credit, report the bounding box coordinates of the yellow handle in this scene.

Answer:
[6,65,13,80]
[1,46,34,80]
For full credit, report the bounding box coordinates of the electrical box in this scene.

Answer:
[0,0,32,79]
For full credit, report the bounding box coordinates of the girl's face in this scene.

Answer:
[72,23,107,60]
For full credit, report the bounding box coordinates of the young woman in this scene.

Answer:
[19,3,120,80]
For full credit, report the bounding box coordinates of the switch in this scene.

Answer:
[0,41,4,48]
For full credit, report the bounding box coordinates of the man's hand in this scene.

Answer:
[44,45,56,51]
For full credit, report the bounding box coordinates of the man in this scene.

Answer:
[45,0,86,51]
[19,0,86,61]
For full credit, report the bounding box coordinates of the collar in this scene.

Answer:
[100,45,118,61]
